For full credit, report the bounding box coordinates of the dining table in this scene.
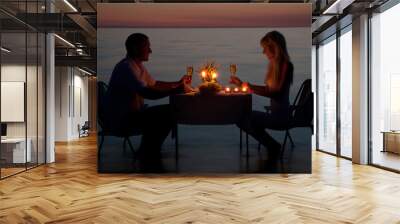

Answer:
[169,91,252,158]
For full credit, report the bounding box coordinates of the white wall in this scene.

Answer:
[55,66,70,141]
[1,65,39,137]
[55,67,89,141]
[1,65,27,141]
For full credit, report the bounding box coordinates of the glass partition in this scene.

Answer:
[317,35,337,154]
[1,30,28,177]
[339,27,352,158]
[0,1,46,179]
[370,3,400,171]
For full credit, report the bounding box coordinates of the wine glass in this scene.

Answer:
[186,66,193,84]
[186,66,193,76]
[230,64,237,76]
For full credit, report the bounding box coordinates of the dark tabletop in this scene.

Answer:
[170,92,252,125]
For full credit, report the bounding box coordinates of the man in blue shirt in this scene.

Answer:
[106,33,190,158]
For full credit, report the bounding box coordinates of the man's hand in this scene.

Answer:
[174,81,195,94]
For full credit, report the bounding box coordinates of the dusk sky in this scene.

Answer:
[98,3,311,28]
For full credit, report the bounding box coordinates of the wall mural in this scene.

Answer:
[97,3,312,173]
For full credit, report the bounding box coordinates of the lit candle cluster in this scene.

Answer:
[201,70,218,82]
[224,84,249,93]
[198,61,219,83]
[189,61,250,95]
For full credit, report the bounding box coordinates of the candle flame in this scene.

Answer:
[234,87,239,92]
[212,72,217,79]
[225,87,231,92]
[242,87,248,92]
[201,71,206,78]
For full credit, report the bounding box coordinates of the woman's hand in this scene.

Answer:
[230,76,243,86]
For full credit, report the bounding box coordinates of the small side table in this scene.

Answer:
[381,131,400,154]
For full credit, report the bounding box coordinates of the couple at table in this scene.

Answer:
[105,31,293,158]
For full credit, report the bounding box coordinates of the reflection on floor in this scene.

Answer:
[0,162,39,178]
[0,167,25,178]
[98,125,312,173]
[372,150,400,171]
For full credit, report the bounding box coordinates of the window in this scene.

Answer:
[339,27,352,158]
[317,35,337,154]
[370,2,400,171]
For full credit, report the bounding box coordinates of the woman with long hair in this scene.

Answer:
[231,31,293,156]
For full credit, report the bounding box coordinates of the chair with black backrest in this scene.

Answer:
[78,121,90,138]
[259,79,313,157]
[97,81,142,155]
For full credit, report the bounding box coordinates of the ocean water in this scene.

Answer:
[98,27,311,110]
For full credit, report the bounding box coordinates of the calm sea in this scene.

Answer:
[98,27,310,110]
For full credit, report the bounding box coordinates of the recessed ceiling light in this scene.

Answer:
[78,67,92,76]
[1,47,11,53]
[322,0,354,15]
[63,0,78,12]
[54,34,75,48]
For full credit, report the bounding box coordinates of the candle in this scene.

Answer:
[225,87,231,93]
[201,71,206,78]
[212,72,217,79]
[241,87,248,92]
[234,87,239,92]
